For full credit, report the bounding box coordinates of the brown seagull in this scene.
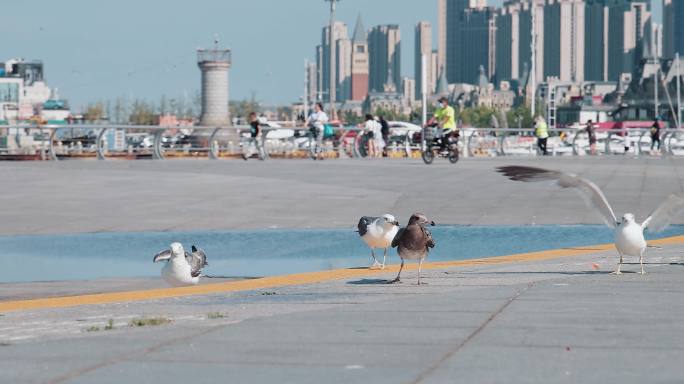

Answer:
[389,213,436,285]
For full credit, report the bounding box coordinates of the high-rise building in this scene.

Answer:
[317,22,351,103]
[446,0,496,84]
[663,0,684,59]
[543,0,585,82]
[350,15,369,101]
[606,1,651,82]
[368,24,401,92]
[584,0,608,81]
[495,0,544,84]
[496,1,520,81]
[415,21,435,99]
[306,61,318,104]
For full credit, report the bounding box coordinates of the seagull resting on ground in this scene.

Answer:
[153,243,208,286]
[497,166,684,274]
[357,214,400,269]
[390,213,436,284]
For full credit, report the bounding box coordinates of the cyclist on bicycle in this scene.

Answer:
[305,102,329,160]
[433,96,456,152]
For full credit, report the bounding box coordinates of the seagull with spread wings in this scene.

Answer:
[498,166,684,275]
[153,243,208,286]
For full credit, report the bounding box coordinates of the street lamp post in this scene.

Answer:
[325,0,339,121]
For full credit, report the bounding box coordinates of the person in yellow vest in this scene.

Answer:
[534,116,549,156]
[434,97,457,152]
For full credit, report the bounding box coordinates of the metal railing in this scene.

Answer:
[0,124,680,160]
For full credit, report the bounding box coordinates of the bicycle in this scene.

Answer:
[421,123,459,165]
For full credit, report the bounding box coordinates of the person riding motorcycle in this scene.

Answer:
[432,96,457,151]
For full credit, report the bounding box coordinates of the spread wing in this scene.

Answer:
[186,246,208,278]
[391,228,405,248]
[357,216,378,237]
[642,195,684,232]
[497,166,618,229]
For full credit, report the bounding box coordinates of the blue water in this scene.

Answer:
[1,225,682,283]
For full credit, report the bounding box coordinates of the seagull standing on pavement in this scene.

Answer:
[357,214,400,269]
[390,213,436,284]
[153,243,208,286]
[497,166,684,274]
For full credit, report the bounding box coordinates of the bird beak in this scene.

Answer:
[392,220,400,226]
[153,249,172,263]
[430,221,436,226]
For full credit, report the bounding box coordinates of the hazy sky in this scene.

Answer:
[1,0,660,110]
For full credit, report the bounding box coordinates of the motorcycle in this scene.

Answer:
[420,120,459,164]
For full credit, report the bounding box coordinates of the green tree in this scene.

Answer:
[84,102,105,123]
[129,100,156,125]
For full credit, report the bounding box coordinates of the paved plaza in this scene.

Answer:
[1,157,684,383]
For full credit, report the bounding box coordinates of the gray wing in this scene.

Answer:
[391,228,406,248]
[186,246,208,278]
[642,194,684,232]
[357,216,379,237]
[497,166,618,229]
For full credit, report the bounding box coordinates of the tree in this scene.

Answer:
[84,102,105,122]
[129,100,155,125]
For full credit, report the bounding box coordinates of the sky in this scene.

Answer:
[1,0,661,111]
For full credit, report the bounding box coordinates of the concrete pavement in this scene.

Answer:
[1,156,684,235]
[1,242,684,383]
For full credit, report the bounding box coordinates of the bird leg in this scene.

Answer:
[370,249,382,269]
[381,248,387,269]
[611,251,624,275]
[639,249,646,275]
[417,258,426,285]
[388,260,404,284]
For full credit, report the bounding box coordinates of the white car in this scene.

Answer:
[388,121,422,137]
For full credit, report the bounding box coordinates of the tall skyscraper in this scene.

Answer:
[368,24,401,92]
[317,22,351,103]
[585,0,609,81]
[350,15,369,101]
[306,61,318,103]
[415,21,435,99]
[663,0,684,59]
[446,0,496,84]
[606,1,651,81]
[543,0,585,83]
[496,1,520,81]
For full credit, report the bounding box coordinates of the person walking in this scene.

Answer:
[362,114,381,158]
[242,112,264,161]
[305,102,329,160]
[379,115,390,157]
[535,116,549,156]
[650,118,662,155]
[585,119,597,155]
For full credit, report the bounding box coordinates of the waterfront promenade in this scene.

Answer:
[2,157,684,383]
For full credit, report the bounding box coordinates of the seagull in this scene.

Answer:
[153,243,208,286]
[390,213,436,284]
[497,166,684,275]
[357,214,400,269]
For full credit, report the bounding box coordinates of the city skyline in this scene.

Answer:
[1,0,664,110]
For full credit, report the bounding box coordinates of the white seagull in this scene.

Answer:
[498,166,684,275]
[357,214,400,269]
[153,243,208,286]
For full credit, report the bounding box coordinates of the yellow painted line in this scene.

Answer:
[2,234,684,313]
